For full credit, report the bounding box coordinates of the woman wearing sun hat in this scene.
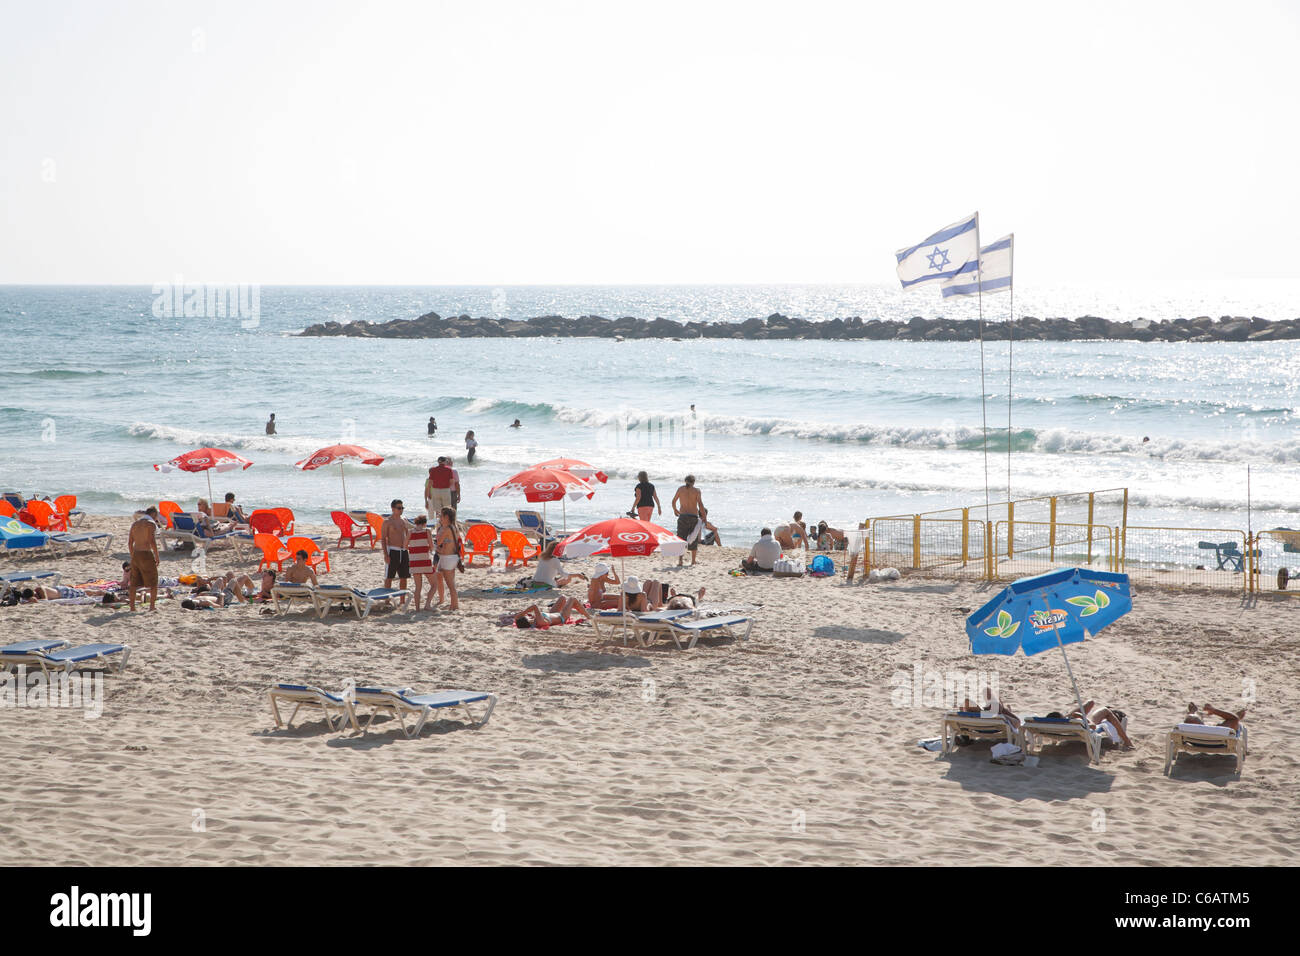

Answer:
[587,561,622,609]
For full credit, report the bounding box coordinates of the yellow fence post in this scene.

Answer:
[985,521,994,579]
[1121,488,1129,572]
[911,515,921,570]
[1086,492,1095,566]
[1049,496,1057,562]
[961,507,969,566]
[1007,502,1015,559]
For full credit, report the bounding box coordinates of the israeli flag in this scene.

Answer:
[940,234,1013,298]
[895,213,980,290]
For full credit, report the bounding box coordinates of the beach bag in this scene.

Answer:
[810,555,834,576]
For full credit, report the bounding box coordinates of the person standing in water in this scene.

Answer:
[427,417,437,437]
[465,430,477,463]
[265,413,276,435]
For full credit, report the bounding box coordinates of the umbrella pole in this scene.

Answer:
[341,461,348,513]
[621,555,627,646]
[206,469,213,506]
[1044,590,1088,720]
[563,496,567,535]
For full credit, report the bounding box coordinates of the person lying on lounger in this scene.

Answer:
[960,689,1022,730]
[1044,700,1134,748]
[1183,702,1246,731]
[513,595,593,629]
[637,580,706,611]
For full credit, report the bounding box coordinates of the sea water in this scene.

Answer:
[2,284,1297,551]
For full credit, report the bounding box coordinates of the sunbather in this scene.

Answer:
[1045,699,1134,748]
[283,551,318,586]
[531,542,587,589]
[639,580,706,610]
[960,690,1022,730]
[513,595,592,628]
[587,562,622,609]
[815,521,847,550]
[196,498,236,534]
[1183,702,1246,731]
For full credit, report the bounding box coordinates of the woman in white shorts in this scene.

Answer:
[434,507,462,611]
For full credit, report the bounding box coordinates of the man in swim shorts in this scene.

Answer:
[381,500,411,601]
[671,474,705,567]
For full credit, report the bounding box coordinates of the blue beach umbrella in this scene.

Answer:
[965,567,1132,716]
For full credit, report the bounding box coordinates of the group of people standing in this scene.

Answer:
[630,472,720,567]
[379,500,464,611]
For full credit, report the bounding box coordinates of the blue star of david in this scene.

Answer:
[926,246,950,271]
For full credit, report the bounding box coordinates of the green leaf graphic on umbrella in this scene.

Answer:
[984,609,1021,638]
[1065,589,1111,617]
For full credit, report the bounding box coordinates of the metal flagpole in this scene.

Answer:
[1007,234,1015,501]
[975,213,991,524]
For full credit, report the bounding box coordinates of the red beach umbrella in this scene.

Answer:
[487,466,596,536]
[153,446,253,502]
[555,516,686,642]
[532,458,608,483]
[295,444,385,512]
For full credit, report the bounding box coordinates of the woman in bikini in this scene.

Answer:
[434,507,462,611]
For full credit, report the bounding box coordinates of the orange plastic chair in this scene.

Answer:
[54,494,78,526]
[23,499,68,532]
[499,529,540,568]
[0,501,15,518]
[332,511,373,548]
[248,510,286,537]
[365,513,384,550]
[271,507,295,535]
[284,536,330,573]
[253,533,291,572]
[158,501,184,529]
[463,524,498,566]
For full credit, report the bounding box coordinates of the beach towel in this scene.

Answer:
[990,742,1025,765]
[677,513,701,549]
[408,527,435,575]
[467,583,555,599]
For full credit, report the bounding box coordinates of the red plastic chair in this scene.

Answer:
[332,511,373,548]
[158,501,184,529]
[248,511,286,537]
[271,507,296,535]
[54,494,78,526]
[284,536,330,573]
[463,524,498,566]
[365,513,384,550]
[499,529,540,568]
[253,533,291,572]
[22,499,67,532]
[0,501,15,518]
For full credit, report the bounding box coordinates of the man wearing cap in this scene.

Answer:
[425,457,456,516]
[587,561,622,609]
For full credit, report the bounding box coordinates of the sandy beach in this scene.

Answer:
[1,514,1294,867]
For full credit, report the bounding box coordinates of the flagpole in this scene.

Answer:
[975,213,991,525]
[1007,234,1015,502]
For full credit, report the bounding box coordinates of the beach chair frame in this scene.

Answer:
[268,684,360,733]
[2,643,130,677]
[1021,717,1105,764]
[271,583,318,616]
[1164,723,1247,775]
[350,687,497,738]
[940,712,1019,754]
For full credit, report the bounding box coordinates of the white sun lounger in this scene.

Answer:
[312,586,412,619]
[940,711,1019,754]
[48,531,113,554]
[642,613,754,650]
[1165,722,1247,775]
[0,642,130,676]
[350,686,497,738]
[271,583,319,615]
[1020,716,1115,764]
[592,607,693,645]
[268,683,360,733]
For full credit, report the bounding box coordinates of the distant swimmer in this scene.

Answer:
[265,413,277,436]
[1142,436,1150,443]
[510,419,522,428]
[465,430,477,464]
[690,404,696,417]
[427,416,437,437]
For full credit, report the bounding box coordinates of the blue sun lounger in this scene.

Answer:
[643,614,755,650]
[351,686,496,738]
[48,531,113,554]
[1,642,130,676]
[1,570,62,598]
[163,513,245,557]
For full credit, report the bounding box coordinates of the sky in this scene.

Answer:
[1,0,1297,285]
